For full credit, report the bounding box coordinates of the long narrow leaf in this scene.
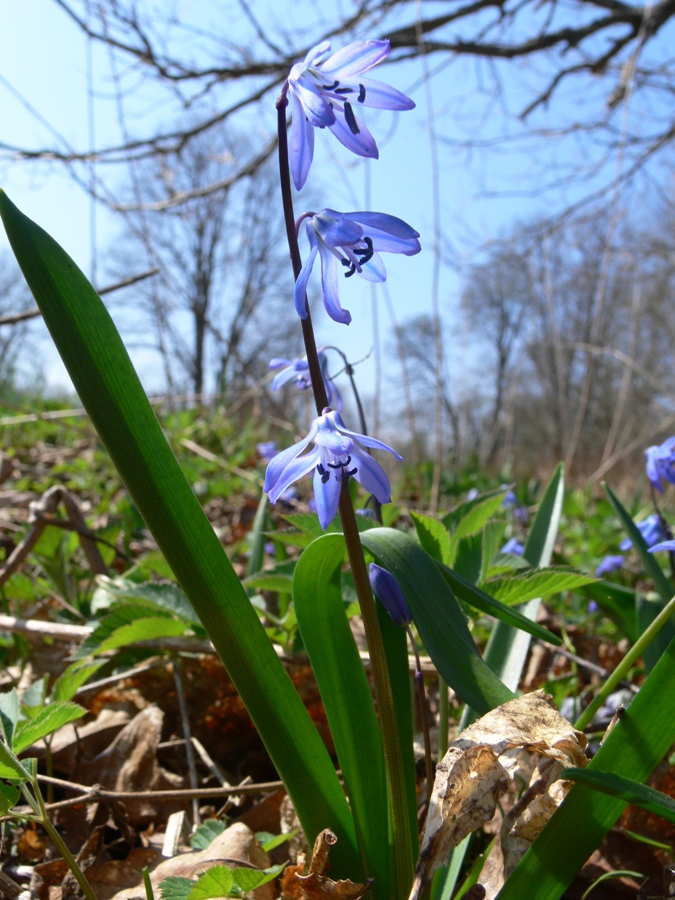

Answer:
[0,190,358,873]
[361,528,514,714]
[561,768,675,825]
[293,535,391,897]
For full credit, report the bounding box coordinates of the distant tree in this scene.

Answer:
[0,254,37,393]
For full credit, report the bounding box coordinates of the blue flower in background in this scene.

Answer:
[645,436,675,493]
[369,563,412,627]
[595,555,624,577]
[257,441,278,462]
[295,209,421,324]
[501,538,524,556]
[264,408,402,529]
[269,348,342,411]
[648,539,675,554]
[502,490,518,508]
[286,39,415,191]
[619,513,666,551]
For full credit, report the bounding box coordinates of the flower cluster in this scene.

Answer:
[645,437,675,493]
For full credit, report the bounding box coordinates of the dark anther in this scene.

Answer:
[354,236,374,265]
[328,455,352,470]
[342,466,358,480]
[341,257,357,278]
[358,83,366,103]
[335,85,353,94]
[343,101,360,135]
[317,463,330,484]
[324,80,340,91]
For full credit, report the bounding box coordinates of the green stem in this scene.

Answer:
[276,91,414,897]
[575,592,675,731]
[32,780,98,900]
[437,677,449,760]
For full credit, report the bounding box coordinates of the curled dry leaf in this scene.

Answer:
[410,690,588,900]
[281,829,373,900]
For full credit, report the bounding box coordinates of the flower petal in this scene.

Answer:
[289,93,316,191]
[318,240,352,325]
[320,40,391,78]
[351,449,392,503]
[650,540,675,553]
[322,218,364,248]
[313,465,342,529]
[352,76,415,110]
[291,78,335,126]
[271,365,304,391]
[343,211,420,241]
[331,411,403,459]
[328,109,378,159]
[266,447,319,504]
[264,425,317,495]
[357,251,387,282]
[301,40,332,70]
[294,223,319,317]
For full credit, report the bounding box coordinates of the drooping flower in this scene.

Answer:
[295,209,421,324]
[369,563,412,627]
[264,408,402,529]
[501,538,524,556]
[286,39,415,191]
[269,348,342,411]
[645,437,675,493]
[619,513,667,551]
[649,540,675,554]
[595,555,624,577]
[256,441,278,462]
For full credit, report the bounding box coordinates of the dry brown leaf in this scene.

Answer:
[410,690,588,900]
[280,829,373,900]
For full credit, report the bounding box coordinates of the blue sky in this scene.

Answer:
[1,1,668,401]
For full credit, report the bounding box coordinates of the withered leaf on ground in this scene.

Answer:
[281,829,373,900]
[410,690,588,900]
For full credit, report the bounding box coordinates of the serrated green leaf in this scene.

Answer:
[0,742,30,780]
[453,533,483,584]
[186,865,234,900]
[92,576,199,624]
[92,616,188,656]
[480,568,597,606]
[0,689,20,745]
[481,521,506,581]
[259,829,298,852]
[13,701,87,754]
[189,819,227,850]
[446,492,508,566]
[0,782,20,815]
[410,512,453,566]
[51,661,105,703]
[561,768,675,824]
[159,876,195,900]
[441,487,509,533]
[438,564,562,645]
[21,677,48,718]
[230,865,285,892]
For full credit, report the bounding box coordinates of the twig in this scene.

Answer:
[172,658,201,827]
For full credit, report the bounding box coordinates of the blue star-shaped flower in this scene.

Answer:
[264,408,402,529]
[269,348,342,411]
[286,39,415,190]
[294,209,421,324]
[645,436,675,493]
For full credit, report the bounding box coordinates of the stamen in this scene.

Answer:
[335,86,353,94]
[317,463,330,484]
[328,455,352,470]
[324,79,340,91]
[341,257,357,278]
[343,101,360,135]
[343,466,358,478]
[358,83,366,103]
[354,236,374,265]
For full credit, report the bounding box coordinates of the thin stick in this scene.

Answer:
[172,658,201,827]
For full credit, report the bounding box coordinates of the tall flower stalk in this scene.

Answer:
[276,84,415,898]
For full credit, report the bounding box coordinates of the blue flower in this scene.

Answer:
[619,513,667,551]
[269,348,342,411]
[295,209,421,324]
[595,555,624,577]
[369,563,412,627]
[502,490,518,509]
[648,540,675,554]
[501,538,524,556]
[286,39,415,191]
[645,436,675,493]
[257,441,278,462]
[264,408,402,529]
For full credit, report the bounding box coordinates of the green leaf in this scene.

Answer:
[187,866,234,900]
[21,677,48,718]
[636,594,675,672]
[0,741,30,781]
[441,487,509,533]
[189,820,227,850]
[91,616,188,655]
[438,565,562,645]
[453,533,483,584]
[259,829,298,852]
[481,568,597,606]
[410,512,453,566]
[159,876,195,900]
[604,483,673,603]
[243,573,293,593]
[92,576,199,624]
[498,631,675,899]
[0,187,358,876]
[582,581,638,643]
[480,463,565,693]
[228,866,285,892]
[0,782,20,815]
[481,521,506,581]
[51,661,105,703]
[445,493,509,566]
[293,534,391,895]
[361,529,514,714]
[246,494,269,584]
[0,689,20,745]
[13,701,87,754]
[561,768,675,825]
